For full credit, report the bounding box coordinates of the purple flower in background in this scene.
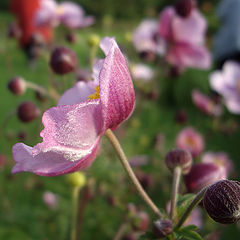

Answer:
[183,207,202,229]
[132,19,166,56]
[36,0,95,29]
[158,6,211,70]
[210,61,240,114]
[192,89,222,116]
[202,152,233,176]
[12,37,135,176]
[130,63,154,82]
[43,191,58,209]
[176,127,204,157]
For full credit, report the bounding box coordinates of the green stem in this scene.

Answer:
[71,186,81,240]
[174,187,207,230]
[170,167,181,220]
[105,129,163,218]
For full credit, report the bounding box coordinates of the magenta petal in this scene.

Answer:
[58,81,97,106]
[12,138,99,176]
[99,37,135,130]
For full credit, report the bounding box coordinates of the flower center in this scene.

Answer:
[88,86,100,100]
[56,6,64,15]
[186,137,195,148]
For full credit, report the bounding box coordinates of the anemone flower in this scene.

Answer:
[12,37,135,176]
[210,61,240,114]
[36,0,95,29]
[176,127,204,157]
[192,89,222,116]
[158,6,211,70]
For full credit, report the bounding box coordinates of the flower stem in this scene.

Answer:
[71,186,81,240]
[174,187,207,230]
[105,129,162,218]
[170,166,181,220]
[113,221,128,240]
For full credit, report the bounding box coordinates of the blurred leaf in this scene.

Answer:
[176,194,196,220]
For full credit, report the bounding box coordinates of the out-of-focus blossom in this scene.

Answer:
[132,19,166,57]
[158,6,211,70]
[184,162,227,193]
[10,0,53,47]
[129,155,150,168]
[43,191,58,209]
[176,127,204,157]
[202,152,233,176]
[183,207,202,228]
[36,0,95,29]
[192,89,222,116]
[210,61,240,114]
[12,37,135,176]
[130,64,154,82]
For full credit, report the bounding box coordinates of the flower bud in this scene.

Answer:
[65,172,86,188]
[87,34,100,47]
[175,109,187,124]
[152,219,173,238]
[203,180,240,224]
[35,91,47,102]
[50,47,78,75]
[17,101,41,123]
[8,77,26,95]
[131,211,150,232]
[65,32,77,44]
[165,148,192,174]
[175,0,195,18]
[139,51,156,62]
[184,163,226,193]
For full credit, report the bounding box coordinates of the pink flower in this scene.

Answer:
[202,152,233,176]
[192,89,222,116]
[183,207,202,229]
[12,37,135,176]
[130,64,154,82]
[176,127,204,157]
[210,61,240,114]
[158,6,211,70]
[132,19,166,56]
[36,0,95,29]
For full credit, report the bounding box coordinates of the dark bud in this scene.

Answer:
[8,23,21,39]
[50,47,78,75]
[165,148,192,174]
[139,51,156,62]
[35,91,47,102]
[184,163,226,193]
[66,32,77,44]
[203,180,240,224]
[168,66,181,78]
[175,109,187,124]
[175,0,195,18]
[8,77,26,95]
[136,171,154,190]
[152,219,173,238]
[131,211,150,232]
[17,101,41,123]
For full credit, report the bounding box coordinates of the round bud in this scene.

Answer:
[65,32,77,44]
[184,162,226,193]
[165,148,192,174]
[175,109,187,124]
[152,219,173,238]
[175,0,195,18]
[203,180,240,224]
[17,101,41,123]
[50,47,78,75]
[65,172,86,188]
[87,34,100,47]
[8,77,26,95]
[131,211,150,232]
[136,171,154,190]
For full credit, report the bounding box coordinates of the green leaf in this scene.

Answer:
[175,226,203,240]
[176,194,196,220]
[139,231,157,240]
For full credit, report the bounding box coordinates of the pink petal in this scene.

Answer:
[12,138,99,176]
[225,97,240,114]
[12,99,103,176]
[99,37,135,130]
[58,81,97,106]
[172,9,207,45]
[167,42,211,70]
[209,71,225,93]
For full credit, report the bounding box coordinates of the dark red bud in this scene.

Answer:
[203,180,240,224]
[175,109,187,124]
[17,101,41,123]
[8,77,26,95]
[35,91,47,102]
[65,33,77,44]
[152,219,173,238]
[131,211,150,232]
[165,148,192,174]
[139,51,156,62]
[175,0,195,18]
[50,47,78,75]
[136,171,154,190]
[184,163,226,193]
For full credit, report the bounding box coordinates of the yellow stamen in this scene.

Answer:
[88,86,100,100]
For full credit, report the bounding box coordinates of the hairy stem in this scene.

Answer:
[105,129,162,218]
[170,166,181,220]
